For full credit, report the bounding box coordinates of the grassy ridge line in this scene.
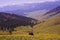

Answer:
[0,34,32,37]
[0,34,60,38]
[34,34,60,38]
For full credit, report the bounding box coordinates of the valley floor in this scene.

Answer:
[0,34,60,40]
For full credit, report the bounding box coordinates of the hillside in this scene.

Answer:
[34,12,60,34]
[38,6,60,22]
[0,12,37,34]
[33,6,60,35]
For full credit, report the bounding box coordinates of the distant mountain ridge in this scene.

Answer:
[44,6,60,15]
[38,6,60,22]
[0,1,60,16]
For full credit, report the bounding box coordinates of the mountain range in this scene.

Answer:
[0,1,60,34]
[0,1,60,17]
[38,6,60,22]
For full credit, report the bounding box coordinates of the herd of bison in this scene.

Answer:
[0,12,38,34]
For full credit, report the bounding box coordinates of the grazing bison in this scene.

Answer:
[29,32,34,35]
[0,12,38,34]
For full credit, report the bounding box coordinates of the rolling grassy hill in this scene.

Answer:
[34,15,60,34]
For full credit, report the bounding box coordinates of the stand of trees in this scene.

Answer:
[0,12,38,34]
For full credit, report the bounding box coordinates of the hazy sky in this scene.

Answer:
[0,0,59,7]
